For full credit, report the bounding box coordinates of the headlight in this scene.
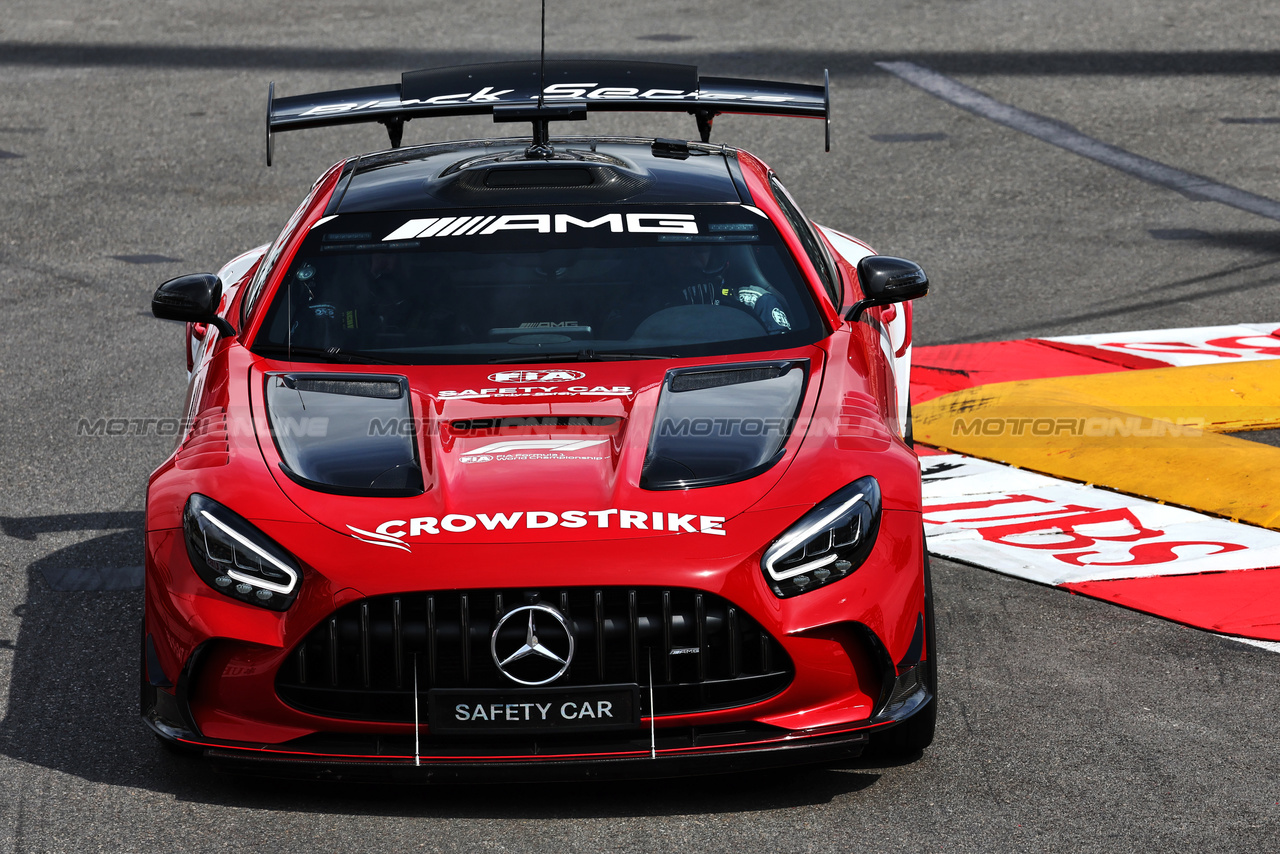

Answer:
[183,494,301,611]
[761,476,881,598]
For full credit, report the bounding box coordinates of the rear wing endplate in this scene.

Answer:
[266,60,830,165]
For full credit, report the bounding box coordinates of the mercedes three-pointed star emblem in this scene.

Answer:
[490,604,575,686]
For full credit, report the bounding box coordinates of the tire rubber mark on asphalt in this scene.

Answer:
[111,254,181,264]
[877,61,1280,223]
[41,566,143,591]
[868,132,948,143]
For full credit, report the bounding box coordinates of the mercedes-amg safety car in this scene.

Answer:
[142,59,936,780]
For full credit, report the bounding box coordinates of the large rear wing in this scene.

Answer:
[266,60,829,165]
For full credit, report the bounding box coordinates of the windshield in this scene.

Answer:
[253,205,824,364]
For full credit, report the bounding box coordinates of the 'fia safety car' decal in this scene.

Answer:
[437,385,632,399]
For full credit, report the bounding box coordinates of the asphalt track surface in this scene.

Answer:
[2,2,1279,851]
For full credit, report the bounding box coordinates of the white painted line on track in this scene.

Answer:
[877,61,1280,223]
[1229,636,1280,654]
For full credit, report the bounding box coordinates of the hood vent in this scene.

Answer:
[669,365,788,393]
[641,361,808,491]
[289,377,402,399]
[266,373,424,497]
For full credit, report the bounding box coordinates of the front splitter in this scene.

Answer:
[196,727,875,782]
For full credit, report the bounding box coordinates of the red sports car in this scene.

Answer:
[142,60,935,780]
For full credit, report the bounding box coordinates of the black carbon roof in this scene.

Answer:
[329,138,744,213]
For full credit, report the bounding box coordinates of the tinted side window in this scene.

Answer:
[240,168,343,327]
[769,176,840,307]
[241,216,300,327]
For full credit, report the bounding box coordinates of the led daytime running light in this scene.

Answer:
[198,509,299,594]
[764,494,864,582]
[760,476,881,598]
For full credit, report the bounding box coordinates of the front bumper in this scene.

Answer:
[143,649,934,781]
[142,506,930,777]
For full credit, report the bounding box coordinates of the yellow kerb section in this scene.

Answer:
[914,360,1280,529]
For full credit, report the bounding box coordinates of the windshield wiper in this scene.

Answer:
[253,345,397,365]
[488,349,679,365]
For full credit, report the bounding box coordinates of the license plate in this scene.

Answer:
[428,685,641,735]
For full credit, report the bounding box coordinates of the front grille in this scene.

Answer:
[276,588,793,723]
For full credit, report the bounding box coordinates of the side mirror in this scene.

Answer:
[152,273,235,338]
[845,256,929,322]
